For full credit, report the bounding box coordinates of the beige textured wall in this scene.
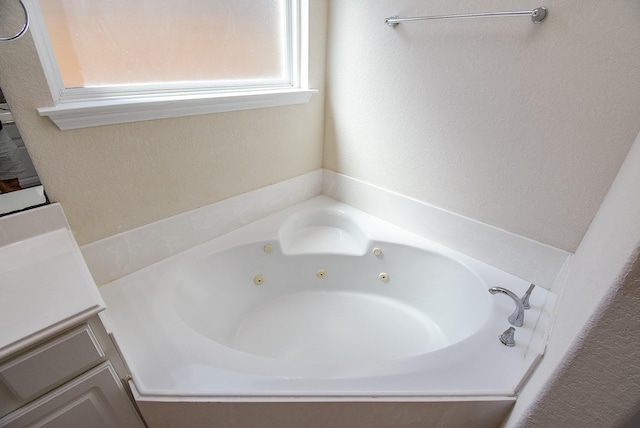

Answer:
[324,0,640,252]
[504,130,640,427]
[0,0,327,245]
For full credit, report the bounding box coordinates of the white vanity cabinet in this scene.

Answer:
[0,204,146,427]
[0,316,145,428]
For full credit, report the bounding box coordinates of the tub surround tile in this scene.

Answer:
[322,170,570,290]
[82,168,568,289]
[81,170,323,285]
[515,288,558,392]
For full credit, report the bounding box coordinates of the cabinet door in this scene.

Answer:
[0,362,144,428]
[0,324,105,402]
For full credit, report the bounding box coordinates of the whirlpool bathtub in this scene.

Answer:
[99,196,550,403]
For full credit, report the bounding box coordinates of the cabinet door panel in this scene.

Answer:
[0,362,144,428]
[0,325,104,400]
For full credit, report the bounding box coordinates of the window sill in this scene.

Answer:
[37,88,317,130]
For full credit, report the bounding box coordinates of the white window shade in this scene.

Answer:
[27,0,314,130]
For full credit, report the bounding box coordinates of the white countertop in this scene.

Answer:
[0,186,47,216]
[0,205,105,359]
[0,103,13,124]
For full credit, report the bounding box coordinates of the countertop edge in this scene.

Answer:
[0,305,105,360]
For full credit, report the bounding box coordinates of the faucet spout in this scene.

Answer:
[488,287,525,327]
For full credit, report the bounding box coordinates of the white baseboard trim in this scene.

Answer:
[82,168,569,289]
[81,170,323,285]
[322,170,570,290]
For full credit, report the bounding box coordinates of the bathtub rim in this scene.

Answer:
[98,196,550,399]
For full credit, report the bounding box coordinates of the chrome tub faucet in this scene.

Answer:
[488,287,525,327]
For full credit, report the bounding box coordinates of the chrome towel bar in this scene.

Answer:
[0,0,30,42]
[385,6,547,28]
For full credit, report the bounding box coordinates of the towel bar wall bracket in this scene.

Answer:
[385,6,547,28]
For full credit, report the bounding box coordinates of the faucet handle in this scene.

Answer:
[499,327,516,347]
[521,284,535,309]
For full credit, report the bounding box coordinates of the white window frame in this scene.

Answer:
[25,0,314,130]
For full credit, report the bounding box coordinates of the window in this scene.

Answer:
[26,0,313,129]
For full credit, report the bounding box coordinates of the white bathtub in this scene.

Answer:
[99,197,550,421]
